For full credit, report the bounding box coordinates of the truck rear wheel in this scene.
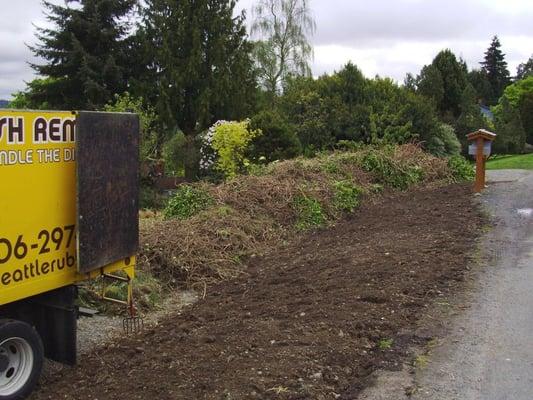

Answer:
[0,320,43,400]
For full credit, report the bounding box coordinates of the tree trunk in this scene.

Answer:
[183,133,200,181]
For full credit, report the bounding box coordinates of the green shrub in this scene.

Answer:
[292,195,326,230]
[333,181,363,212]
[426,123,461,157]
[140,185,165,210]
[335,140,364,151]
[448,155,475,181]
[248,111,302,162]
[134,270,165,310]
[323,160,341,174]
[360,149,423,190]
[210,120,261,179]
[162,132,186,176]
[104,92,159,162]
[164,186,213,219]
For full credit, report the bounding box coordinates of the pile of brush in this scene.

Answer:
[138,144,469,289]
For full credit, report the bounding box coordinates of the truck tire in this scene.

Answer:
[0,320,44,400]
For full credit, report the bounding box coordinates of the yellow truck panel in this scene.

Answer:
[0,110,134,306]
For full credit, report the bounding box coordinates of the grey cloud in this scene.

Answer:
[1,0,533,99]
[311,0,533,47]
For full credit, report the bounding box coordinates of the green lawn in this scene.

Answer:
[486,153,533,170]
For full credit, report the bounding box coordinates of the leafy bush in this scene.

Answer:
[140,185,165,210]
[292,194,327,230]
[335,140,364,151]
[333,181,363,212]
[104,92,159,162]
[162,132,187,176]
[248,110,302,162]
[201,120,261,179]
[164,186,213,219]
[426,123,462,157]
[493,97,527,154]
[447,155,475,181]
[360,148,423,190]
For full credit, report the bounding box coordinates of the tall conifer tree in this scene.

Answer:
[137,0,257,180]
[416,50,467,121]
[480,36,511,105]
[29,0,136,110]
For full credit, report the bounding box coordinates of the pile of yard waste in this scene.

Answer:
[138,144,472,289]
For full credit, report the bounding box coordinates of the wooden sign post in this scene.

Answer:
[466,129,496,193]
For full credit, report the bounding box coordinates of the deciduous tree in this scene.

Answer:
[516,56,533,81]
[252,0,316,97]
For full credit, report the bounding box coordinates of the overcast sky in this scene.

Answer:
[1,0,532,99]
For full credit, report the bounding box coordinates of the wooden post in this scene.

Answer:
[467,129,496,194]
[474,137,484,193]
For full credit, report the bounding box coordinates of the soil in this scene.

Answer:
[32,183,484,400]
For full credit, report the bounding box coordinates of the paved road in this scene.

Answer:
[413,170,533,400]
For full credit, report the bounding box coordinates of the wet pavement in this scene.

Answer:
[412,170,533,400]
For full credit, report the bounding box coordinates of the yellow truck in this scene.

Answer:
[0,110,139,399]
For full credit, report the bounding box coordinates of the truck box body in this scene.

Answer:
[0,110,138,307]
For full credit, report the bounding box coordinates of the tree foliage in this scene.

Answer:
[493,76,533,146]
[104,92,159,161]
[417,50,468,121]
[493,97,526,154]
[516,56,533,80]
[252,0,316,96]
[248,110,302,161]
[138,0,257,179]
[480,36,511,105]
[455,83,487,147]
[29,0,136,110]
[9,78,59,110]
[467,69,492,105]
[276,63,454,156]
[425,124,461,157]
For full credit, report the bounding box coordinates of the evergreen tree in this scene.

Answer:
[417,64,444,108]
[467,69,492,105]
[480,36,511,105]
[417,50,467,121]
[29,0,136,110]
[138,0,257,180]
[455,83,486,149]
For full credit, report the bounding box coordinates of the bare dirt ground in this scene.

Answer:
[31,183,484,400]
[359,170,533,400]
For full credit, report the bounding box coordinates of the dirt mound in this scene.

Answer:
[139,145,465,287]
[33,183,484,400]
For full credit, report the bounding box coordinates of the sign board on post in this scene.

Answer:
[466,129,496,193]
[468,141,492,156]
